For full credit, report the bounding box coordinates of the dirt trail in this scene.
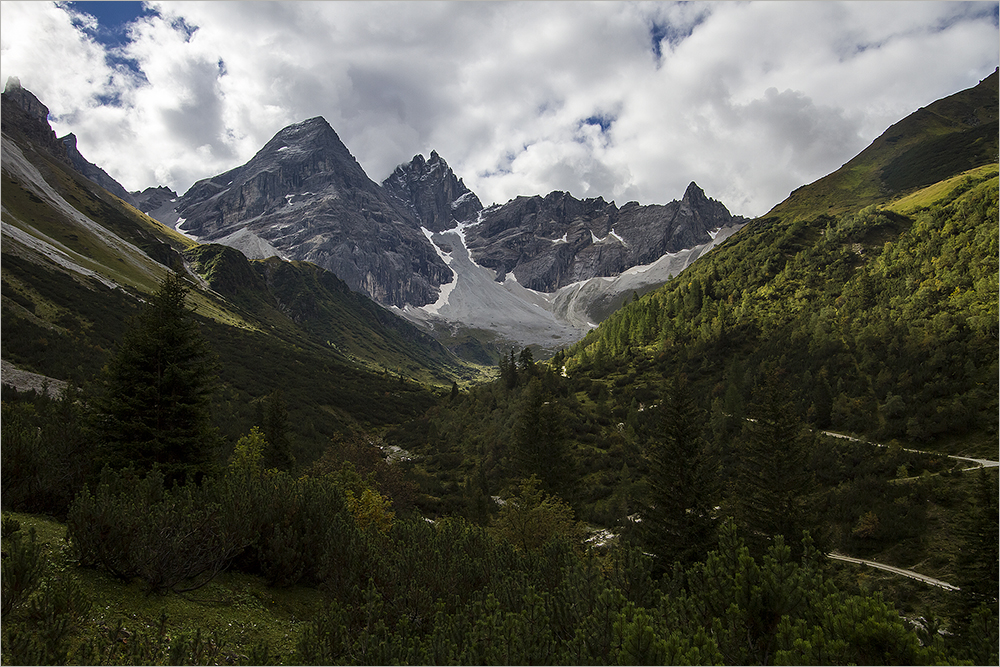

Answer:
[827,552,960,591]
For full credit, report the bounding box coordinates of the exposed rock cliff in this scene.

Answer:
[462,182,747,292]
[60,133,137,207]
[169,118,452,307]
[382,151,483,232]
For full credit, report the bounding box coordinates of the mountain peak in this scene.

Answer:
[3,76,50,124]
[682,181,707,204]
[383,151,483,231]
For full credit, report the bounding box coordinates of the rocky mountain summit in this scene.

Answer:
[133,185,179,213]
[167,117,452,307]
[382,151,483,232]
[2,77,71,161]
[464,182,745,293]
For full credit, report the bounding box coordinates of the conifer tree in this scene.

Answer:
[639,375,717,574]
[514,378,569,493]
[89,273,220,484]
[257,390,294,471]
[729,373,812,555]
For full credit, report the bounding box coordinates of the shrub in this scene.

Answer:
[1,527,45,618]
[66,468,254,593]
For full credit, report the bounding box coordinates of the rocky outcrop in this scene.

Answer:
[382,151,483,231]
[3,77,49,124]
[133,185,179,214]
[1,77,70,162]
[168,118,452,307]
[60,133,137,207]
[463,182,747,292]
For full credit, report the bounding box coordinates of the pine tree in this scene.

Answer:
[955,468,999,612]
[89,273,220,484]
[257,390,294,471]
[729,374,812,555]
[639,375,717,574]
[514,379,569,493]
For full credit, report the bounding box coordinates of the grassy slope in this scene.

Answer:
[2,113,482,465]
[766,69,998,222]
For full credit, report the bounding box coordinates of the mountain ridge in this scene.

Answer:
[145,121,747,350]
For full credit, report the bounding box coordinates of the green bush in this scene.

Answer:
[1,527,45,618]
[66,468,254,593]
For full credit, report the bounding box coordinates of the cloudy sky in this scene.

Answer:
[2,1,997,216]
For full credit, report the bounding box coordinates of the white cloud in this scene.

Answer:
[2,1,996,216]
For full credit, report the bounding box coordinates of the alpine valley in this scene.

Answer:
[1,66,997,667]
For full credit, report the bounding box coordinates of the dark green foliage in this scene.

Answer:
[1,525,92,665]
[638,375,718,572]
[0,390,89,518]
[254,390,295,471]
[88,273,222,484]
[955,468,999,611]
[513,378,572,493]
[66,468,254,593]
[289,517,946,666]
[1,527,45,618]
[729,375,814,555]
[564,175,998,449]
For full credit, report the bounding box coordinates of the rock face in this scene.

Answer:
[382,151,483,232]
[1,77,69,160]
[60,133,137,207]
[169,117,452,307]
[133,185,179,213]
[3,77,49,125]
[462,182,747,292]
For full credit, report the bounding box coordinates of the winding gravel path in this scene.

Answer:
[827,552,960,591]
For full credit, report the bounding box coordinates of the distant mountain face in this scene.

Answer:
[151,121,747,350]
[167,117,452,308]
[382,150,483,232]
[464,182,742,293]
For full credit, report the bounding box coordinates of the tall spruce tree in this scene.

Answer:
[256,390,295,471]
[729,373,812,555]
[514,378,570,494]
[89,273,220,484]
[639,374,717,573]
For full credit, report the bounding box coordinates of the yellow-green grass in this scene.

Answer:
[886,163,999,215]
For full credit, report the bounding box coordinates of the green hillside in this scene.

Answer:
[2,91,483,468]
[767,68,997,221]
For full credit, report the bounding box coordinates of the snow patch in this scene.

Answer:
[591,228,627,245]
[419,227,458,315]
[551,232,569,244]
[174,217,199,241]
[450,191,476,209]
